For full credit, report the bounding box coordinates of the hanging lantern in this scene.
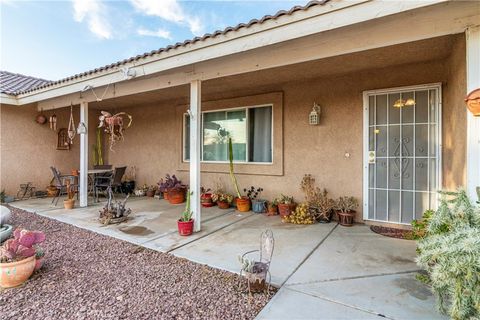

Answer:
[49,113,57,131]
[309,102,321,125]
[465,88,480,117]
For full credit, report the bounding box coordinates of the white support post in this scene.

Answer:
[79,102,89,207]
[190,80,202,232]
[466,26,480,200]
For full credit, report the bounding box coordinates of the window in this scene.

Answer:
[184,105,273,163]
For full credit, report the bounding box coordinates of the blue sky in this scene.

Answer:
[1,0,304,80]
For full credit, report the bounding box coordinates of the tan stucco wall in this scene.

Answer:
[103,42,467,222]
[0,105,80,195]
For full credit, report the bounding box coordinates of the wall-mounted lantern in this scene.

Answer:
[465,88,480,117]
[309,102,321,125]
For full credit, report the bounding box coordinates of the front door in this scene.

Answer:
[363,84,441,224]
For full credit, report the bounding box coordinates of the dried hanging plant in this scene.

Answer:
[300,174,335,222]
[98,111,132,151]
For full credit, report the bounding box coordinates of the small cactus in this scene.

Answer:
[0,228,45,263]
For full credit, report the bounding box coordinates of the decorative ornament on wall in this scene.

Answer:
[465,88,480,117]
[309,102,321,125]
[35,108,47,125]
[49,113,57,131]
[57,128,70,150]
[98,111,133,151]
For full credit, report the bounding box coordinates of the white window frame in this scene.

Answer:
[183,104,274,164]
[362,83,443,225]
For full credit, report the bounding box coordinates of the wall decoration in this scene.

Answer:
[465,88,480,116]
[49,113,57,131]
[56,128,70,150]
[35,109,47,125]
[98,111,132,151]
[309,102,321,125]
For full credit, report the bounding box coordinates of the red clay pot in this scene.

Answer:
[278,203,296,217]
[177,219,194,236]
[168,189,185,204]
[217,201,230,209]
[200,193,213,207]
[163,192,169,200]
[146,190,155,197]
[267,206,278,216]
[0,256,35,288]
[236,197,251,212]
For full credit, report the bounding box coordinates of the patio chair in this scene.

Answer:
[238,229,274,294]
[93,166,126,202]
[50,166,78,206]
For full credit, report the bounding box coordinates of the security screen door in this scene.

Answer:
[365,85,441,224]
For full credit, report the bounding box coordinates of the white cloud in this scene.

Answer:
[130,0,205,35]
[137,27,172,40]
[73,0,112,39]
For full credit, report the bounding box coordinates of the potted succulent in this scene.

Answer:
[212,193,233,209]
[63,180,75,209]
[300,174,335,223]
[245,187,266,213]
[200,187,213,207]
[228,138,250,212]
[0,228,45,288]
[267,200,278,216]
[146,185,157,197]
[178,191,194,236]
[335,196,359,226]
[158,174,185,202]
[277,194,296,217]
[0,206,12,243]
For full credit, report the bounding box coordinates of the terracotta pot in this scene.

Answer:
[236,197,251,212]
[64,199,75,209]
[168,189,185,204]
[0,255,36,288]
[278,203,296,217]
[163,192,169,200]
[337,210,355,227]
[36,114,47,125]
[267,206,278,216]
[217,201,230,209]
[34,257,44,271]
[46,186,57,197]
[465,88,480,116]
[71,169,79,176]
[200,193,213,207]
[146,190,155,197]
[177,219,194,236]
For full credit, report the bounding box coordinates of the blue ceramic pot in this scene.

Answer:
[252,200,267,213]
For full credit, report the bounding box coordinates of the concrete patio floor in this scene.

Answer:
[10,196,444,319]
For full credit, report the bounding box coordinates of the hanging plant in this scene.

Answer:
[67,104,76,144]
[98,111,133,151]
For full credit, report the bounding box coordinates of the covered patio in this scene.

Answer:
[9,197,444,319]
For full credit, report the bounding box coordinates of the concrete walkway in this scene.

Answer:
[11,197,444,319]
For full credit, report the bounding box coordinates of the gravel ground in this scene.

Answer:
[0,207,275,320]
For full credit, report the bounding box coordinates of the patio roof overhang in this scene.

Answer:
[2,0,478,109]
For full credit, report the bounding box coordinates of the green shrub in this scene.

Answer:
[415,189,480,319]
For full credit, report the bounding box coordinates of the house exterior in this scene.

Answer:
[1,0,479,230]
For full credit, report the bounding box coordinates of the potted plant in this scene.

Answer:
[335,196,359,226]
[158,174,184,202]
[63,180,75,209]
[245,187,266,213]
[178,191,194,236]
[200,187,213,207]
[277,194,296,217]
[0,228,45,288]
[267,200,278,216]
[146,185,157,197]
[300,174,335,223]
[212,193,233,209]
[228,138,250,212]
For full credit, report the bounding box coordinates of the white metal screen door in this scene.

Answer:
[363,84,441,224]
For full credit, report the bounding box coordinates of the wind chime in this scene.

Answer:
[67,104,76,145]
[49,113,57,131]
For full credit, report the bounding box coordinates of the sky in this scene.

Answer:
[0,0,305,80]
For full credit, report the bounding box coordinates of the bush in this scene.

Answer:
[415,190,480,319]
